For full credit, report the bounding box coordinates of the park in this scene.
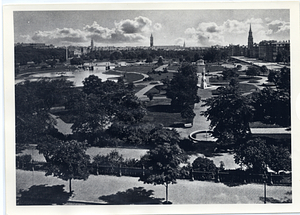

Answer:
[15,51,291,205]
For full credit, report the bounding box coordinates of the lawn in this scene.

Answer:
[168,65,179,70]
[211,83,258,95]
[206,65,225,72]
[114,64,154,74]
[133,84,147,94]
[142,99,186,127]
[147,72,174,82]
[123,72,144,82]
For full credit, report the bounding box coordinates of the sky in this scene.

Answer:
[14,9,290,47]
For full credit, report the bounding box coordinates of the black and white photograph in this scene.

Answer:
[3,1,300,214]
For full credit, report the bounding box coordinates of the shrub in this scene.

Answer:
[16,154,32,170]
[192,156,216,172]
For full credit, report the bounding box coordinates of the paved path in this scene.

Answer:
[154,64,168,72]
[134,82,163,100]
[175,87,217,138]
[16,170,291,204]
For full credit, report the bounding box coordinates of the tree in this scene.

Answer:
[157,56,164,65]
[252,67,290,127]
[201,80,253,145]
[166,63,200,109]
[268,144,291,173]
[222,68,239,80]
[234,138,291,173]
[251,87,290,127]
[149,127,181,147]
[181,106,196,124]
[139,143,186,203]
[70,57,83,65]
[39,139,90,193]
[234,138,270,173]
[246,66,260,77]
[15,79,73,151]
[192,157,216,172]
[69,75,146,144]
[260,65,268,75]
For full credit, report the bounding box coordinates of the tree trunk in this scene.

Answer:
[69,178,72,193]
[165,183,169,202]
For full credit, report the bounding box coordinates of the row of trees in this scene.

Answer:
[33,136,218,203]
[15,46,66,65]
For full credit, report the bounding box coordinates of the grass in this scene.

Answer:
[206,65,225,72]
[123,73,144,82]
[103,70,122,75]
[133,84,147,94]
[114,64,154,74]
[209,76,261,84]
[147,72,174,82]
[168,65,179,70]
[211,83,258,95]
[142,99,185,127]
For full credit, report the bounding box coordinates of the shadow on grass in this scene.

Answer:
[259,191,292,203]
[17,184,71,205]
[259,196,292,203]
[98,187,164,205]
[221,181,247,187]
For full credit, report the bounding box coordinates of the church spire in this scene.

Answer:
[248,24,253,57]
[150,34,153,47]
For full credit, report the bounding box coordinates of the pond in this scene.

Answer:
[15,62,122,87]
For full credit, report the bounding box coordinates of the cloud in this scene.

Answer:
[20,34,33,43]
[115,16,152,34]
[83,21,113,39]
[184,22,224,46]
[184,18,274,46]
[154,23,162,31]
[267,20,290,34]
[32,28,86,44]
[30,16,159,45]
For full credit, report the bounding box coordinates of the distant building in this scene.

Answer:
[91,38,94,50]
[247,24,254,57]
[226,24,290,62]
[15,43,55,49]
[150,34,153,47]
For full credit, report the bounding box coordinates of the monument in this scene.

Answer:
[196,59,208,89]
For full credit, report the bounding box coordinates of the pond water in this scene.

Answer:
[15,62,122,87]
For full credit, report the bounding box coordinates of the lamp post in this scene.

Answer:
[262,169,268,204]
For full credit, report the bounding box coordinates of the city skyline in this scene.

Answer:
[14,9,290,47]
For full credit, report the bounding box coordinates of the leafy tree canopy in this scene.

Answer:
[252,67,290,127]
[68,75,146,144]
[15,79,74,149]
[192,157,217,172]
[234,137,291,173]
[166,63,200,109]
[201,80,254,145]
[246,66,260,77]
[139,143,186,202]
[222,68,239,80]
[38,139,90,192]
